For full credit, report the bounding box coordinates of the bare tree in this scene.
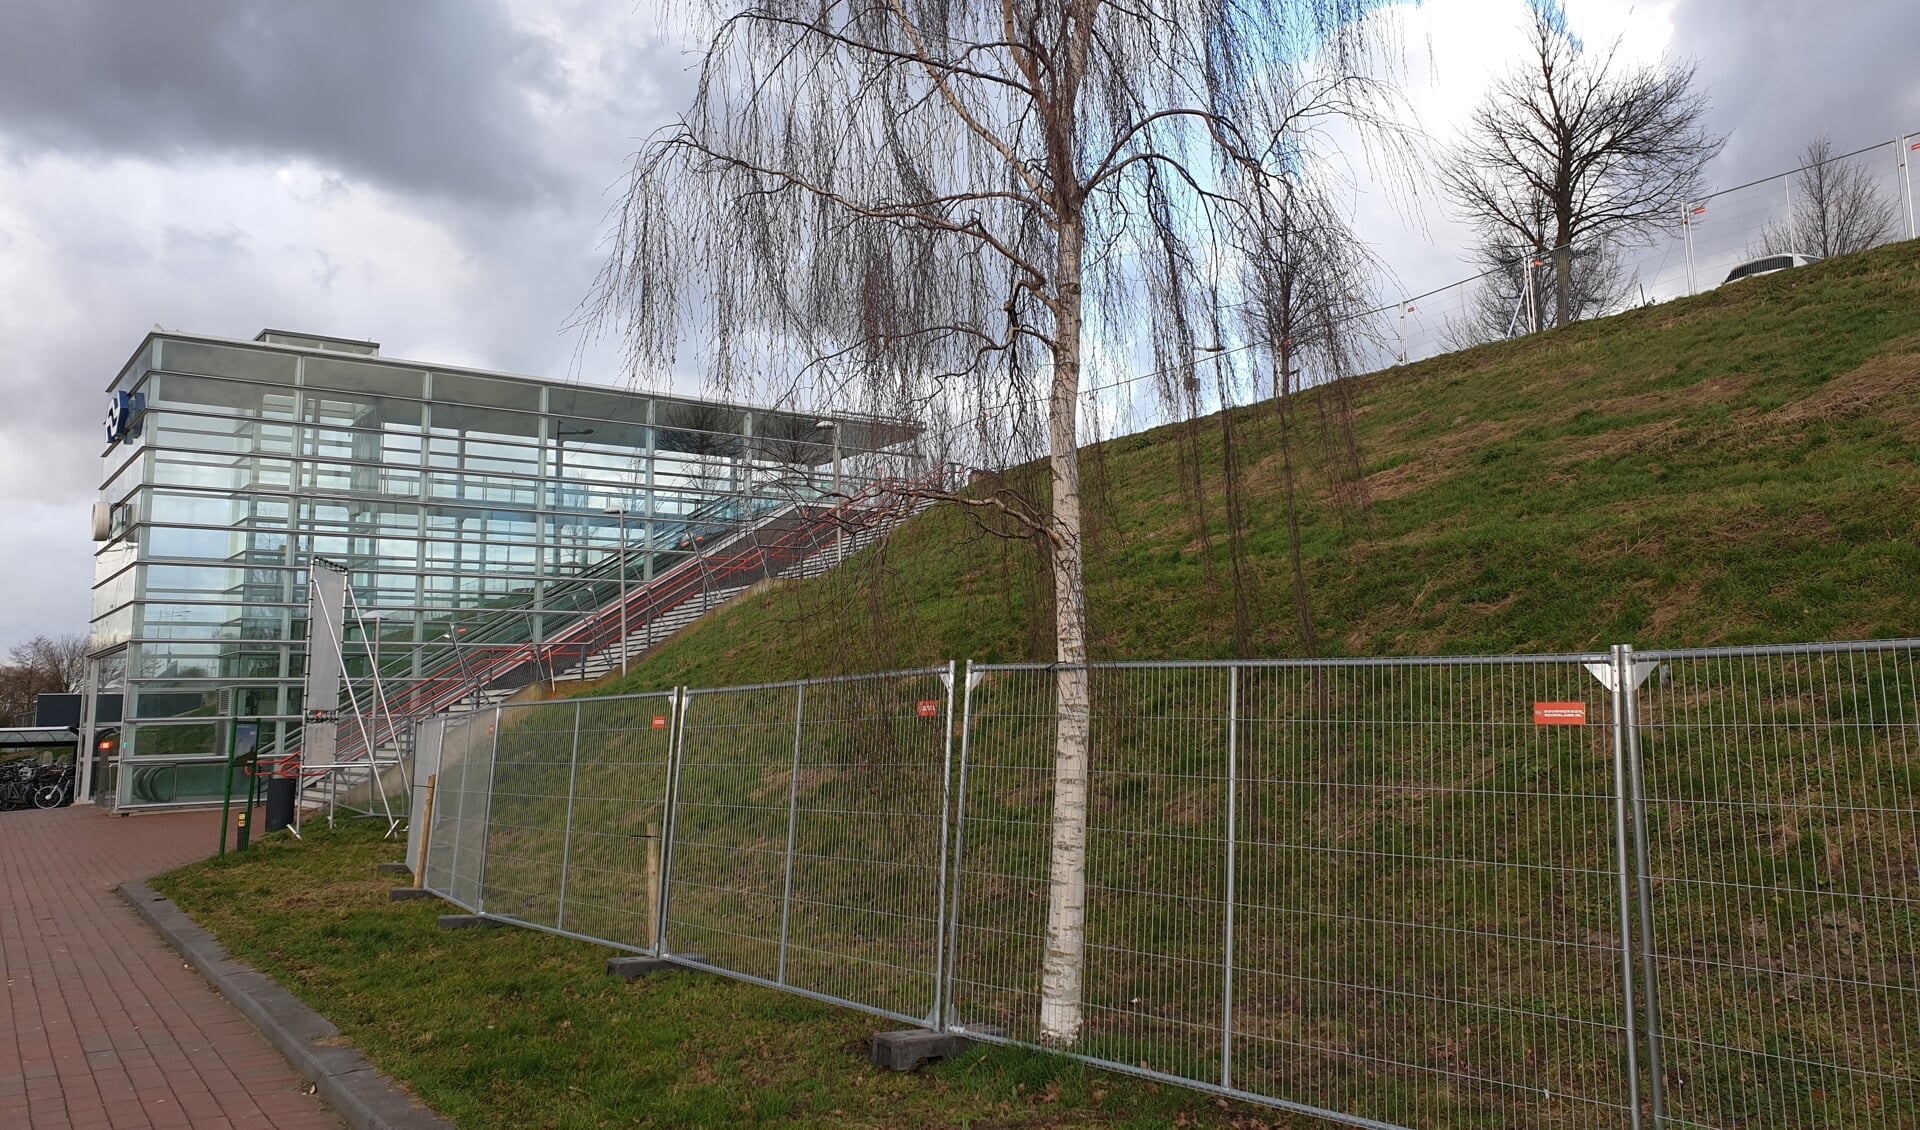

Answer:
[0,633,89,725]
[1441,0,1722,327]
[0,666,38,727]
[1760,136,1899,259]
[594,0,1404,1043]
[1237,176,1383,655]
[9,634,88,693]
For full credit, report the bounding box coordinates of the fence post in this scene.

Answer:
[1904,135,1918,241]
[777,682,807,987]
[1682,204,1697,296]
[941,662,981,1032]
[657,688,688,955]
[931,660,958,1030]
[557,699,583,932]
[1619,645,1669,1128]
[476,704,502,917]
[1606,645,1646,1130]
[1220,664,1238,1091]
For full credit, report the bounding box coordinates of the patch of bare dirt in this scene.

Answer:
[1772,337,1920,436]
[1548,374,1759,465]
[1346,420,1521,502]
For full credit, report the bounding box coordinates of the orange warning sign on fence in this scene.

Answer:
[916,700,941,719]
[651,716,668,730]
[1533,702,1587,726]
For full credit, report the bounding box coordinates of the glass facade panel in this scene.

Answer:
[132,685,222,720]
[101,448,146,505]
[127,721,219,758]
[120,759,243,806]
[433,371,542,411]
[90,330,913,809]
[305,356,424,398]
[155,341,298,385]
[111,344,152,395]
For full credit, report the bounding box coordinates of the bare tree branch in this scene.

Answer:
[1758,135,1900,259]
[1438,1,1723,326]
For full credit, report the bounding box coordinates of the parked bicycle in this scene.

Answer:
[0,761,38,810]
[0,761,75,811]
[32,764,74,809]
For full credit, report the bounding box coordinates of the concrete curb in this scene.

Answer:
[119,880,456,1130]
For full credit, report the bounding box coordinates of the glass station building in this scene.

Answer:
[85,329,913,810]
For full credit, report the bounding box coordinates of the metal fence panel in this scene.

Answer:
[948,658,1637,1129]
[1633,641,1920,1129]
[477,701,579,928]
[420,716,458,894]
[668,668,955,1024]
[423,707,497,912]
[559,691,678,951]
[945,664,1234,1075]
[664,682,801,977]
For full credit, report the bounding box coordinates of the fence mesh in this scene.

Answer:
[422,707,496,912]
[479,700,578,928]
[1634,642,1920,1129]
[666,668,956,1024]
[949,659,1637,1128]
[561,693,677,949]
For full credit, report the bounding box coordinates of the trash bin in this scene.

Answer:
[266,775,296,833]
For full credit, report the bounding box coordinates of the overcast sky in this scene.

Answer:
[1,0,1915,656]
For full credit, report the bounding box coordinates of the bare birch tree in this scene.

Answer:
[593,0,1402,1044]
[1440,0,1722,327]
[1759,136,1899,259]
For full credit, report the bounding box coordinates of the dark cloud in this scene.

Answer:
[0,0,562,204]
[1669,0,1920,183]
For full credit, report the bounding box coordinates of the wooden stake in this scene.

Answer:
[646,820,662,950]
[414,774,437,889]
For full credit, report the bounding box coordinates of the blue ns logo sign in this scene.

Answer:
[105,390,146,446]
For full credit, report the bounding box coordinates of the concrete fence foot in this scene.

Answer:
[871,1029,978,1072]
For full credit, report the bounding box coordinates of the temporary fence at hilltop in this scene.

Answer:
[1054,132,1920,453]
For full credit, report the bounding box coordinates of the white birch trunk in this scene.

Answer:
[1039,216,1091,1046]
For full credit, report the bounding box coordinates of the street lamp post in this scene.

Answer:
[605,506,629,676]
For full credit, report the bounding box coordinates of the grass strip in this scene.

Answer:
[152,821,1310,1130]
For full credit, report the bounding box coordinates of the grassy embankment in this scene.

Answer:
[494,240,1920,1127]
[587,239,1920,693]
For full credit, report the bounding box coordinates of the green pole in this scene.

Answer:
[236,724,260,852]
[218,717,237,857]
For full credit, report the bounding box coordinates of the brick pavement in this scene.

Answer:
[0,805,343,1130]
